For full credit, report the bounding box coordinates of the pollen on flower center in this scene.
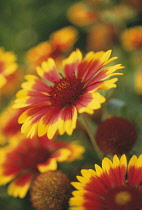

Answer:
[115,191,131,205]
[49,76,84,107]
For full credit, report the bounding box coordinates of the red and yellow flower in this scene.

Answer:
[26,26,78,72]
[120,26,142,52]
[0,135,84,198]
[69,154,142,210]
[14,49,123,139]
[0,47,18,89]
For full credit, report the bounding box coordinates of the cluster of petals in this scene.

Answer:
[69,154,142,210]
[121,26,142,51]
[14,49,123,139]
[0,135,84,198]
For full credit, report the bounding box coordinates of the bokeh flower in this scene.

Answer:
[95,116,137,155]
[0,135,84,198]
[26,26,78,72]
[67,2,98,26]
[69,154,142,210]
[30,170,72,210]
[120,26,142,52]
[86,23,118,51]
[0,47,18,89]
[14,49,123,139]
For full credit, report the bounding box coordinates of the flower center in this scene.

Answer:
[49,76,84,107]
[115,191,131,205]
[104,186,142,210]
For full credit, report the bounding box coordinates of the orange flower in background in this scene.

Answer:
[49,26,78,52]
[120,26,142,52]
[86,23,118,51]
[135,68,142,95]
[0,135,84,198]
[26,41,52,72]
[14,49,123,139]
[0,47,18,89]
[67,2,98,26]
[69,154,142,210]
[26,26,78,72]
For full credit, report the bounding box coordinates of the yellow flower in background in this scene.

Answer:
[120,26,142,51]
[49,26,78,52]
[14,49,123,139]
[26,26,78,72]
[0,47,18,89]
[69,154,142,210]
[67,2,98,26]
[0,135,84,198]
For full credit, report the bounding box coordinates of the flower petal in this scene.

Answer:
[62,49,82,77]
[76,92,105,114]
[59,105,77,136]
[7,173,32,198]
[36,58,60,83]
[38,158,57,173]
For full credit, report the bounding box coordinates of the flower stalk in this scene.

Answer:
[80,114,103,160]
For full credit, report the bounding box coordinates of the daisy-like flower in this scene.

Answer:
[120,26,142,52]
[0,47,18,89]
[14,49,123,139]
[26,26,78,72]
[0,135,84,198]
[69,154,142,210]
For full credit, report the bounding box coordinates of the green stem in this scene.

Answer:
[80,114,103,160]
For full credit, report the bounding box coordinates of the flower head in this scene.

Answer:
[0,135,84,198]
[67,2,98,26]
[14,49,123,139]
[69,154,142,210]
[120,26,142,52]
[0,47,18,89]
[95,116,137,155]
[86,23,117,51]
[30,170,72,210]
